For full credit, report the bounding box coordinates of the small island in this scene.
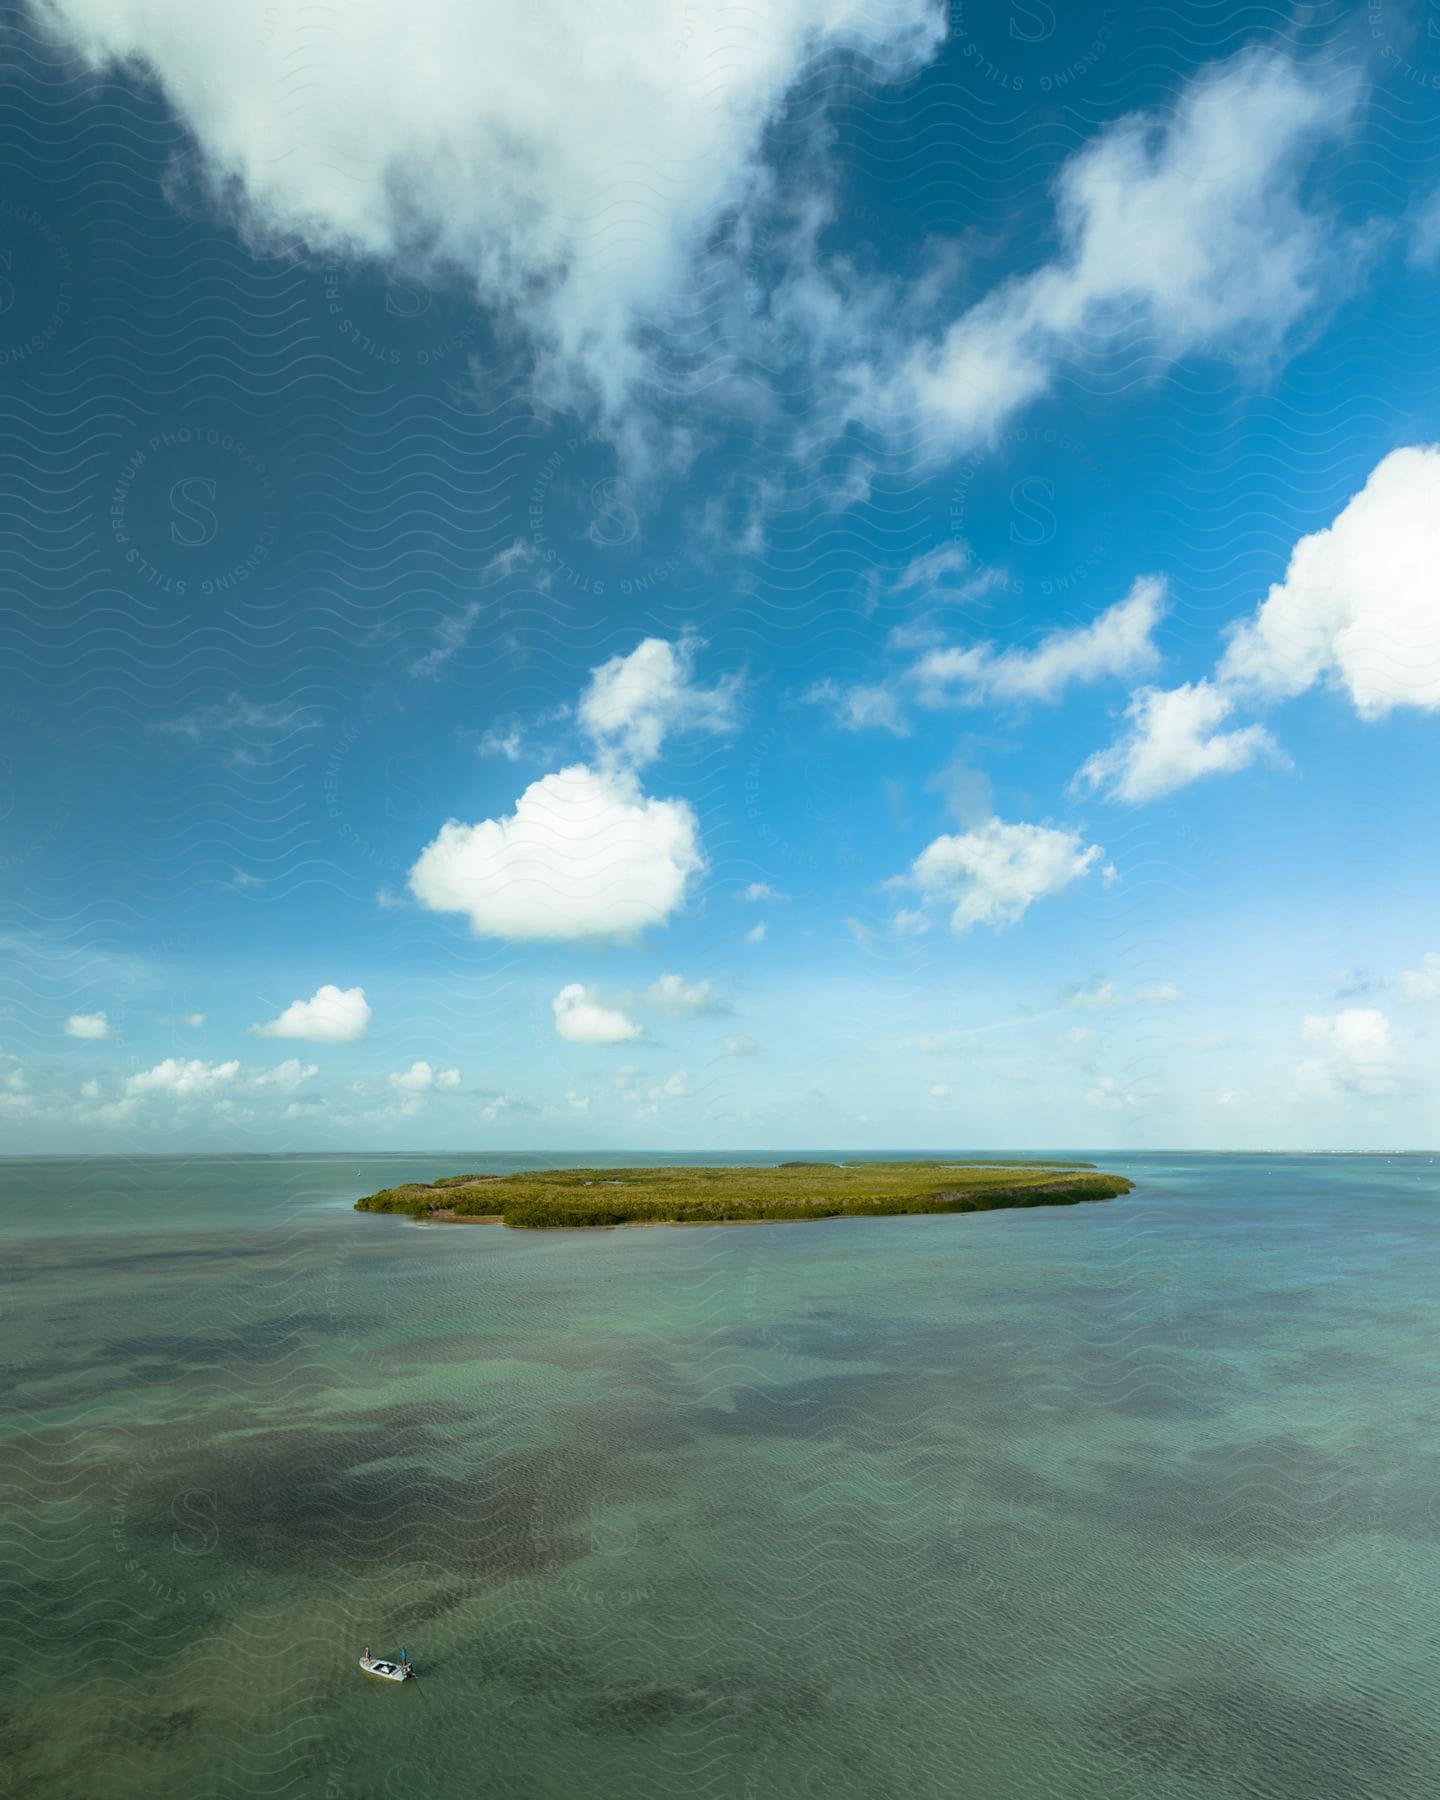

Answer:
[354,1160,1134,1229]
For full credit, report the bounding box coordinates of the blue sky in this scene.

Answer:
[2,1,1439,1152]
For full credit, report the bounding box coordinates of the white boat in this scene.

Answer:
[359,1653,411,1682]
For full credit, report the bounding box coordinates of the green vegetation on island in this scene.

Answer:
[353,1160,1134,1229]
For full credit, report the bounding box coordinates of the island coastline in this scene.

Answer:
[356,1160,1135,1230]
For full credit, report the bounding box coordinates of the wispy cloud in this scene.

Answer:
[149,694,320,763]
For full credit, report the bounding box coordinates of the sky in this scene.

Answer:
[1,0,1438,1154]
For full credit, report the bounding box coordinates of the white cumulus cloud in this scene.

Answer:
[1400,954,1440,1004]
[32,0,944,422]
[813,577,1163,739]
[552,984,642,1045]
[63,1011,115,1039]
[83,1057,321,1125]
[1298,1008,1407,1098]
[1218,445,1440,716]
[389,1060,462,1093]
[244,1059,320,1094]
[250,984,372,1043]
[872,50,1364,452]
[912,578,1165,707]
[902,816,1104,932]
[579,637,738,767]
[1082,446,1440,805]
[644,973,729,1015]
[408,764,703,942]
[126,1057,241,1098]
[1076,680,1284,804]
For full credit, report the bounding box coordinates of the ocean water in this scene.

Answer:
[2,1151,1439,1799]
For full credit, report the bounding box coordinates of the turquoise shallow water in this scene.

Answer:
[2,1151,1439,1798]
